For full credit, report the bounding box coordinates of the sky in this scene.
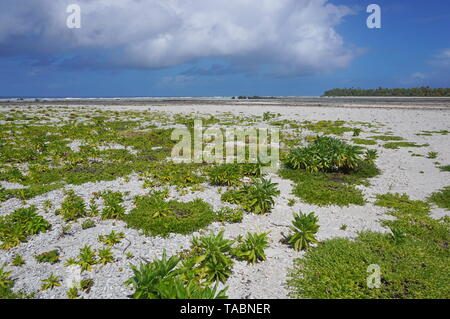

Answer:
[0,0,449,97]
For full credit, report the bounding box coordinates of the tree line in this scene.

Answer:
[323,87,450,97]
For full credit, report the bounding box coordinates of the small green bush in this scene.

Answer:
[285,136,364,172]
[0,206,51,250]
[221,178,280,214]
[101,191,125,219]
[215,207,244,223]
[126,250,227,299]
[232,232,270,264]
[428,186,450,210]
[190,231,235,283]
[56,190,86,221]
[287,212,320,251]
[34,250,60,264]
[98,230,125,246]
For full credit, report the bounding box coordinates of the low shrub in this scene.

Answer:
[232,232,270,264]
[34,250,60,264]
[56,190,87,221]
[0,206,51,250]
[101,191,125,220]
[286,212,320,251]
[221,178,280,214]
[125,250,228,299]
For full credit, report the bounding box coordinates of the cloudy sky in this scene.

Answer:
[0,0,449,97]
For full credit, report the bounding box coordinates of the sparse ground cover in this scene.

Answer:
[0,102,449,299]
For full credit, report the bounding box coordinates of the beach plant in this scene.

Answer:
[287,198,296,207]
[0,206,51,250]
[427,151,438,159]
[287,212,320,251]
[232,232,270,264]
[56,190,86,221]
[34,250,60,264]
[97,247,115,265]
[80,279,94,293]
[222,178,280,214]
[285,136,364,172]
[98,230,125,246]
[11,254,25,267]
[41,273,62,291]
[81,219,96,230]
[67,287,81,299]
[364,149,378,163]
[101,191,125,220]
[215,207,244,224]
[352,128,362,136]
[428,186,450,210]
[77,245,97,272]
[126,251,227,299]
[208,163,242,186]
[190,231,235,283]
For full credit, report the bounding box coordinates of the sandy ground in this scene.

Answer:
[1,100,449,299]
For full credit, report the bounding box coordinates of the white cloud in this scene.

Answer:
[0,0,359,76]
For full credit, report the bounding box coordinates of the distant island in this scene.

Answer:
[323,87,450,97]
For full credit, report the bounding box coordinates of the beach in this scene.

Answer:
[1,98,449,299]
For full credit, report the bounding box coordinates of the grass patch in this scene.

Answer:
[124,194,217,237]
[0,206,51,250]
[428,186,450,210]
[383,142,429,149]
[369,135,404,141]
[352,138,377,145]
[287,193,450,298]
[439,165,450,172]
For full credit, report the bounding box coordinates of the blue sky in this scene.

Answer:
[0,0,449,97]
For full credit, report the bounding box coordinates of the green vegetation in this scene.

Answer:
[324,87,450,97]
[352,138,377,145]
[11,254,25,267]
[41,273,62,291]
[300,120,354,136]
[98,230,125,246]
[98,247,115,265]
[190,231,235,283]
[287,193,450,298]
[0,266,28,299]
[427,151,438,159]
[75,245,98,272]
[383,142,429,149]
[285,136,371,172]
[67,287,81,299]
[232,232,270,264]
[369,135,404,141]
[0,206,51,250]
[125,193,216,237]
[439,165,450,172]
[34,250,60,264]
[215,207,244,224]
[56,190,87,221]
[221,178,280,214]
[281,137,379,206]
[81,219,96,230]
[101,191,125,220]
[126,250,228,299]
[285,212,319,251]
[428,186,450,210]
